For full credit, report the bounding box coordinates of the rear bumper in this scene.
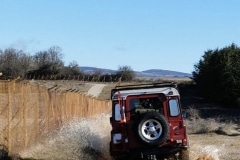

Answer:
[110,146,188,159]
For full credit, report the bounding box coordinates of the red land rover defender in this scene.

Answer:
[109,83,189,160]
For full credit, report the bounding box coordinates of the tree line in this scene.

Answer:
[193,43,240,106]
[1,43,240,106]
[0,46,135,81]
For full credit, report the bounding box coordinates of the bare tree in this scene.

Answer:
[0,48,19,78]
[32,46,64,75]
[33,51,49,68]
[116,65,135,81]
[18,52,33,76]
[0,48,33,78]
[60,60,82,76]
[48,46,63,63]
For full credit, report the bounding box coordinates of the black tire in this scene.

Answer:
[0,145,8,160]
[135,112,169,146]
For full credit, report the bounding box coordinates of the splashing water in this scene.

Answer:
[18,113,226,160]
[19,113,112,160]
[191,145,220,160]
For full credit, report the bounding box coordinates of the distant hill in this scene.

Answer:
[139,69,192,78]
[79,66,192,78]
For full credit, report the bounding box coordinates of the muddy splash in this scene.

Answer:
[18,114,224,160]
[19,113,112,160]
[191,145,220,160]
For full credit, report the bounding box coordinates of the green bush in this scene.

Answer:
[192,43,240,106]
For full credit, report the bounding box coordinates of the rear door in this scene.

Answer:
[167,98,187,142]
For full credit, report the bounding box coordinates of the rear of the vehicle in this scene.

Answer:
[109,83,189,160]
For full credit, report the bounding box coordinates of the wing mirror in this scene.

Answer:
[182,110,187,119]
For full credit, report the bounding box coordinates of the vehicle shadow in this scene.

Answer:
[0,144,12,160]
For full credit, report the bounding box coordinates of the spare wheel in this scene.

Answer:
[136,112,169,146]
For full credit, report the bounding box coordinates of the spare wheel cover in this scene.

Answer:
[136,112,169,146]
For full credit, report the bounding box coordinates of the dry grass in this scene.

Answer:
[185,106,240,136]
[98,83,116,100]
[135,77,192,83]
[189,134,240,160]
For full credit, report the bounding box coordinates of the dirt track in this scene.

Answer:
[87,83,106,98]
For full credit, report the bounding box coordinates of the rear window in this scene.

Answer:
[130,97,163,110]
[169,99,180,116]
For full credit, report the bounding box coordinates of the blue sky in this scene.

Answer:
[1,0,240,73]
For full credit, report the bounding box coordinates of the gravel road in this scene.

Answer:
[87,83,106,98]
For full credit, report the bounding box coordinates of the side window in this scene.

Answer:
[130,99,140,111]
[114,104,121,121]
[169,99,180,116]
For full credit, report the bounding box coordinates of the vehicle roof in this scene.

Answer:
[111,86,180,100]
